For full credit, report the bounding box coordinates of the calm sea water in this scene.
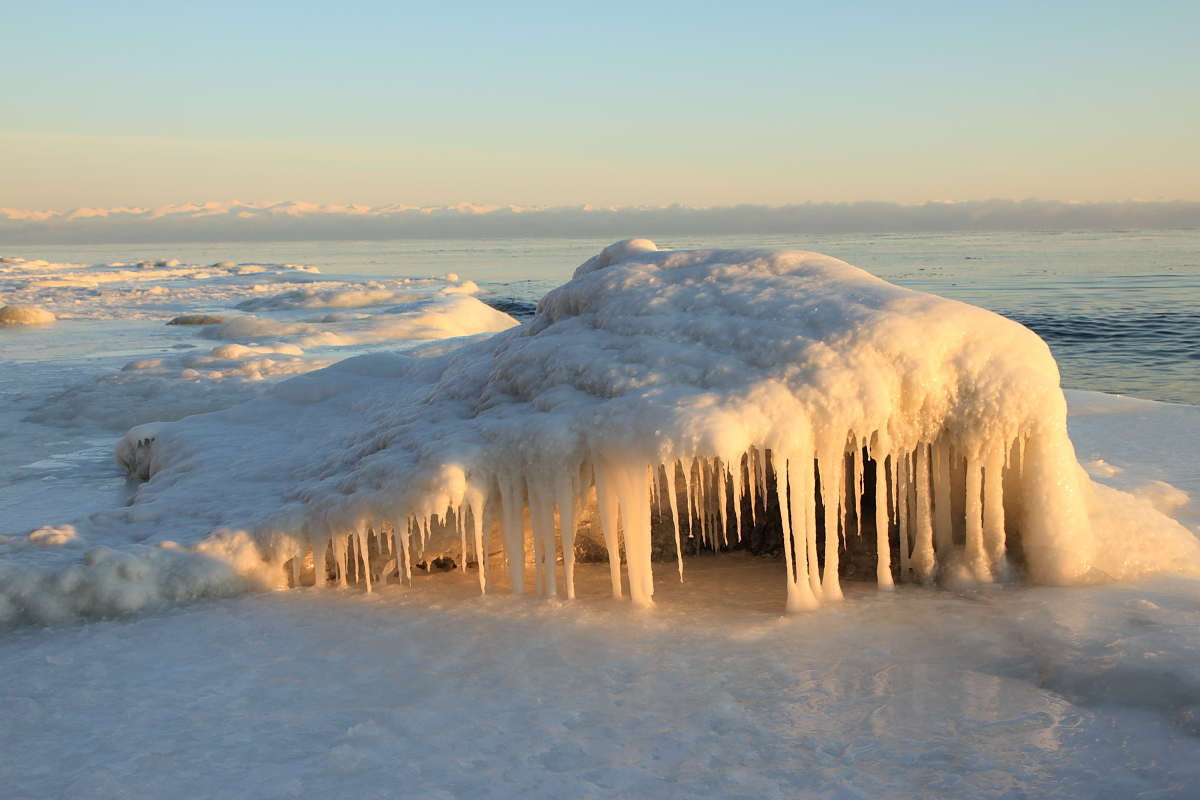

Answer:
[20,230,1200,405]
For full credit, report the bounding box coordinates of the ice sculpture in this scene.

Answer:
[112,241,1104,609]
[175,239,1094,610]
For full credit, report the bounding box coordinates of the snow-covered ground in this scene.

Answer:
[1,243,1199,798]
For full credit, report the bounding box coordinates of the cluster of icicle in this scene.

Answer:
[285,426,1075,612]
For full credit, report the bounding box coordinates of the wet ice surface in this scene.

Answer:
[2,562,1199,800]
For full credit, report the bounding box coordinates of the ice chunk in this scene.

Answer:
[167,314,230,325]
[0,304,55,324]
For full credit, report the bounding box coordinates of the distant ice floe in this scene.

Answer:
[2,255,517,433]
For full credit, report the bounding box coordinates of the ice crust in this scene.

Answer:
[98,242,1198,614]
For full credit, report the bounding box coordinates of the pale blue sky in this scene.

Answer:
[3,1,1197,210]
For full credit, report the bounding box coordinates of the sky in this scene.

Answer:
[3,1,1199,212]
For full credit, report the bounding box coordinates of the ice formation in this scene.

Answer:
[121,240,1133,611]
[0,304,55,324]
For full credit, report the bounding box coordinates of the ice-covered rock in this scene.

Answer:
[111,240,1198,612]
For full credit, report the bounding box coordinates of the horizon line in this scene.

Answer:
[3,198,1198,246]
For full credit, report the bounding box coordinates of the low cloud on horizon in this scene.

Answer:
[2,199,1198,246]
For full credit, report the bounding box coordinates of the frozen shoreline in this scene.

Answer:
[2,241,1199,798]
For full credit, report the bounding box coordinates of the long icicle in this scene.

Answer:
[664,461,684,582]
[875,439,894,590]
[820,447,843,601]
[897,452,910,581]
[497,474,527,596]
[555,474,579,599]
[804,455,822,599]
[965,455,987,581]
[592,460,624,599]
[715,457,728,548]
[913,444,935,582]
[608,462,654,606]
[982,444,1007,577]
[780,454,818,611]
[932,435,953,555]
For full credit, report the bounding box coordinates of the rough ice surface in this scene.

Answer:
[6,240,1196,627]
[0,253,518,624]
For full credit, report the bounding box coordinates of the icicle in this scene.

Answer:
[964,456,987,581]
[912,444,935,582]
[803,455,822,599]
[400,521,412,584]
[844,443,858,543]
[457,505,467,573]
[334,533,348,588]
[652,465,665,522]
[357,526,372,593]
[779,455,818,611]
[665,461,684,581]
[875,440,894,590]
[896,452,910,580]
[755,447,766,527]
[528,481,557,598]
[854,442,865,540]
[982,445,1007,576]
[555,475,579,600]
[609,460,654,606]
[465,487,487,594]
[497,473,527,596]
[736,453,748,542]
[932,436,953,555]
[728,459,738,546]
[592,461,624,599]
[777,455,796,606]
[819,448,843,601]
[702,457,716,548]
[310,539,324,587]
[406,519,416,579]
[685,458,699,543]
[702,457,716,549]
[715,458,728,548]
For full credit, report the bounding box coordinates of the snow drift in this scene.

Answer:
[102,239,1200,615]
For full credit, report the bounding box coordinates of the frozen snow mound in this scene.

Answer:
[108,239,1190,613]
[0,304,55,324]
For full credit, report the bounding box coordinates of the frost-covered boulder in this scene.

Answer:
[116,240,1178,612]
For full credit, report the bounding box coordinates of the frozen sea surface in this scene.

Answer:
[1,236,1199,798]
[2,558,1199,799]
